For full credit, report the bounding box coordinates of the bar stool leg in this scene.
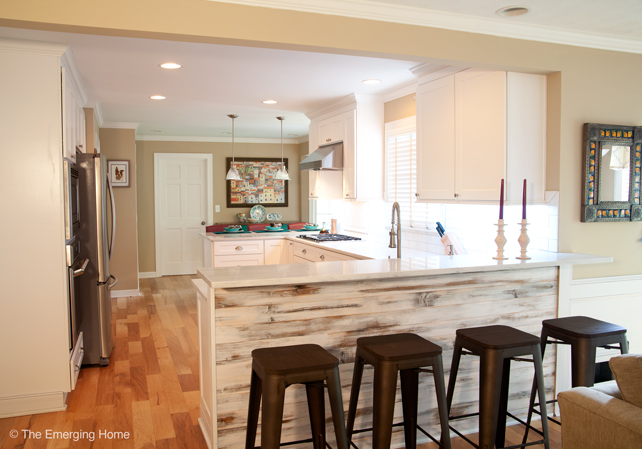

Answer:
[532,345,551,449]
[372,361,398,449]
[326,367,350,449]
[446,340,463,415]
[245,369,262,449]
[571,338,596,387]
[346,351,366,441]
[478,351,504,449]
[432,355,452,449]
[522,327,551,445]
[306,381,326,449]
[495,357,512,448]
[619,333,629,354]
[260,375,287,449]
[400,368,419,449]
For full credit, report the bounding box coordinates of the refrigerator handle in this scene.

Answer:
[107,175,116,261]
[107,274,119,290]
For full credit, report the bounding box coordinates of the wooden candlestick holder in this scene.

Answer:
[517,219,531,260]
[493,219,508,260]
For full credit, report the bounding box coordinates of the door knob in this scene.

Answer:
[201,221,206,225]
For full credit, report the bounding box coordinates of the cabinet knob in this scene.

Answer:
[345,193,349,197]
[415,193,419,197]
[326,138,331,142]
[201,221,206,225]
[454,193,459,198]
[302,249,307,254]
[235,246,243,250]
[320,255,325,260]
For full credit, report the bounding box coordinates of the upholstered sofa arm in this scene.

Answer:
[558,387,642,449]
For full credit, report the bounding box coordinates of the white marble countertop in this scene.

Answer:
[284,236,436,260]
[201,231,317,241]
[197,251,612,289]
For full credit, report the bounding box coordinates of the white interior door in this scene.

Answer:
[155,154,213,276]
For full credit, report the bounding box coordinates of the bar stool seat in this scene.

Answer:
[446,325,550,449]
[346,333,451,449]
[245,344,349,449]
[522,316,628,443]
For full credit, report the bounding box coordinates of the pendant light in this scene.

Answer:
[274,116,290,180]
[225,114,242,181]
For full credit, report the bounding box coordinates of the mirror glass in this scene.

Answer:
[599,144,630,202]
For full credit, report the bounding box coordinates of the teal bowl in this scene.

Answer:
[224,227,241,232]
[303,225,319,230]
[265,226,282,231]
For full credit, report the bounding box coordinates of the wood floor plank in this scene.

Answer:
[169,413,206,449]
[131,401,155,449]
[131,366,149,402]
[147,374,177,441]
[141,336,161,376]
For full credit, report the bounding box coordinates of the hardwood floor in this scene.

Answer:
[0,275,562,449]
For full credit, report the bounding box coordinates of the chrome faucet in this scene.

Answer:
[388,201,401,258]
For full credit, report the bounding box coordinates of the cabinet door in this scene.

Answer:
[264,240,283,265]
[318,119,331,145]
[342,110,357,199]
[329,115,345,143]
[455,69,506,201]
[416,75,455,201]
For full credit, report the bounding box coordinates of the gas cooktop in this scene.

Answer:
[297,234,362,243]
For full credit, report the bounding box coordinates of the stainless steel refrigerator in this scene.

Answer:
[77,153,118,366]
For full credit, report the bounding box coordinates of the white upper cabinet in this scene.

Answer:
[307,94,384,201]
[61,64,86,163]
[415,68,546,204]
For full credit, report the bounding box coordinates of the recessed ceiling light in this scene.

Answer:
[497,6,529,17]
[150,129,162,133]
[362,79,381,85]
[221,132,232,135]
[263,100,277,104]
[150,95,166,100]
[288,134,298,137]
[160,62,182,69]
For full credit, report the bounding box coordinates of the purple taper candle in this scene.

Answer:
[499,178,504,220]
[522,179,527,220]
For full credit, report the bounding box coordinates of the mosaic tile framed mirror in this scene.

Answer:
[582,123,641,222]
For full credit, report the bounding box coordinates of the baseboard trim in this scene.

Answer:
[0,391,67,418]
[138,272,158,279]
[110,289,141,298]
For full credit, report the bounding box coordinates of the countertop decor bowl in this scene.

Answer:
[266,226,282,231]
[246,218,261,223]
[303,225,319,230]
[224,227,241,232]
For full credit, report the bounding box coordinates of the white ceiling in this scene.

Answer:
[1,0,640,140]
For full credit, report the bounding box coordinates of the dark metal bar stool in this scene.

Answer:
[345,333,451,449]
[522,316,628,442]
[446,325,550,449]
[245,344,349,449]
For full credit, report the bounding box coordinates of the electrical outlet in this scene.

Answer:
[215,205,220,212]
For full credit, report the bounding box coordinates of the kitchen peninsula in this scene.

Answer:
[194,250,609,449]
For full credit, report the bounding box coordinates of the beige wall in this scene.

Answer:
[5,0,642,278]
[99,128,139,290]
[136,140,301,273]
[384,93,416,123]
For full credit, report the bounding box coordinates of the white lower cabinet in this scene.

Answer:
[212,240,264,267]
[265,239,292,265]
[293,242,356,263]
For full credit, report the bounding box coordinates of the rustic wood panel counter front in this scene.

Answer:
[194,252,610,449]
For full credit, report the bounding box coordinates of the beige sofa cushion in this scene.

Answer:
[609,354,642,408]
[592,380,622,400]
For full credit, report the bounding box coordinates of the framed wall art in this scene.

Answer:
[582,123,641,222]
[225,157,289,208]
[108,160,130,187]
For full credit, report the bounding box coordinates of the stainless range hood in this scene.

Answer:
[299,141,343,171]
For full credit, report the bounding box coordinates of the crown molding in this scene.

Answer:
[135,135,300,144]
[84,101,104,127]
[60,47,88,106]
[306,93,382,120]
[209,0,642,54]
[296,136,309,144]
[0,37,68,56]
[382,81,416,103]
[102,122,139,130]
